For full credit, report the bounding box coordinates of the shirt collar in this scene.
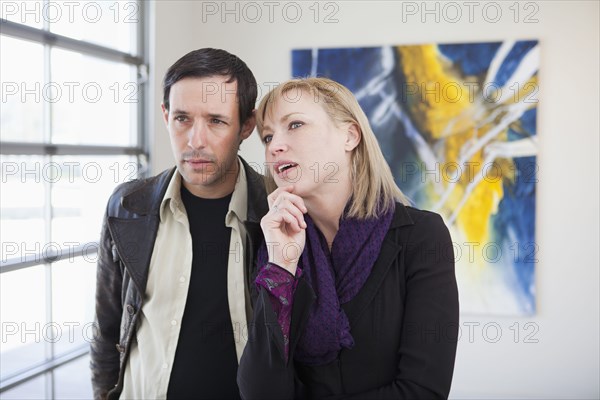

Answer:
[159,170,184,222]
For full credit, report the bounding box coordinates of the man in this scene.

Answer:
[90,48,267,399]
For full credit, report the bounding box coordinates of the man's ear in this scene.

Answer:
[161,103,169,127]
[240,109,257,141]
[344,123,361,152]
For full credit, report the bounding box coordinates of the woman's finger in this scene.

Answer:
[261,207,303,234]
[268,186,307,212]
[278,210,303,233]
[270,198,306,229]
[269,206,303,233]
[269,189,307,214]
[267,185,294,207]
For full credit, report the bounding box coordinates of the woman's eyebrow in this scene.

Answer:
[280,112,305,122]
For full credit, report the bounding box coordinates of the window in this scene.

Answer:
[0,1,148,396]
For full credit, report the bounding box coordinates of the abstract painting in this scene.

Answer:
[292,41,539,315]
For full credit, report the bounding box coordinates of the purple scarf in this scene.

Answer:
[291,207,393,365]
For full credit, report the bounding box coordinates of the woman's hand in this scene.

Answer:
[260,185,307,275]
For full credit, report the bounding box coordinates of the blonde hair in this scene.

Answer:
[257,77,409,219]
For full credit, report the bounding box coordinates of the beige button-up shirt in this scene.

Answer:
[121,159,250,399]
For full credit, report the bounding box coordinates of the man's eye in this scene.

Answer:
[174,115,188,123]
[289,121,303,130]
[211,118,225,125]
[263,135,272,144]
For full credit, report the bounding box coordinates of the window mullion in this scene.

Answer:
[42,6,56,394]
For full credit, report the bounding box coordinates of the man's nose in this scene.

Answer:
[188,122,207,149]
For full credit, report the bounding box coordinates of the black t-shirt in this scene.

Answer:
[167,185,241,399]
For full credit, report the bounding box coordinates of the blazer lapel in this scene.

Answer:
[342,236,402,327]
[342,203,414,326]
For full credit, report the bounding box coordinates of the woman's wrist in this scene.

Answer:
[267,257,298,276]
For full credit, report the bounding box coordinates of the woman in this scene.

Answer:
[238,78,458,399]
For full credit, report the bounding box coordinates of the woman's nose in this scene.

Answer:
[268,133,288,156]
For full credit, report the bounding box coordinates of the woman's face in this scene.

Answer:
[260,89,356,198]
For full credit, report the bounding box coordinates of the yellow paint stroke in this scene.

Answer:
[396,45,536,267]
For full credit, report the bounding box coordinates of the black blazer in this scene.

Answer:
[238,203,459,399]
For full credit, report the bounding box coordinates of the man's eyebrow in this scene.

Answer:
[208,113,231,121]
[171,109,189,115]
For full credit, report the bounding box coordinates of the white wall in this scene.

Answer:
[149,1,600,398]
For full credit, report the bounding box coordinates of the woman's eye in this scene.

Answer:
[289,121,303,130]
[263,135,273,144]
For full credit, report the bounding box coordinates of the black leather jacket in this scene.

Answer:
[90,158,267,400]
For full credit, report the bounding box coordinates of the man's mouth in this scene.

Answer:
[185,159,212,167]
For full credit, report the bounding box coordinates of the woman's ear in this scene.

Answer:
[344,123,361,152]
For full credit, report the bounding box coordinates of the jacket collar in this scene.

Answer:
[111,157,267,295]
[390,201,414,229]
[121,168,175,216]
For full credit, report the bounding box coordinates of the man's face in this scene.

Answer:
[162,76,255,198]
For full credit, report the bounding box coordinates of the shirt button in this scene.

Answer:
[179,276,185,283]
[162,363,168,369]
[171,319,177,326]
